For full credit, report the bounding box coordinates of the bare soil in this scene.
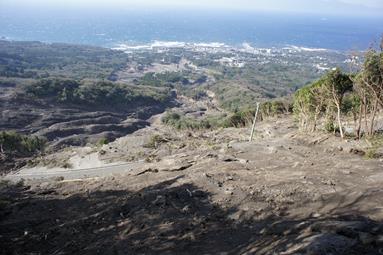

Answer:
[1,96,383,254]
[0,112,383,254]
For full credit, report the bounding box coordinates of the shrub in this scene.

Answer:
[224,109,255,128]
[144,134,168,149]
[98,138,109,146]
[0,131,45,156]
[24,78,173,110]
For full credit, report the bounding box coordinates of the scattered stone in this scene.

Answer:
[322,179,335,186]
[225,190,234,195]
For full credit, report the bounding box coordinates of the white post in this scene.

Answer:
[249,102,260,142]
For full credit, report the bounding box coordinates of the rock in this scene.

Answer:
[238,158,249,164]
[54,176,65,182]
[305,233,356,255]
[225,187,234,195]
[153,195,166,206]
[226,176,234,181]
[358,232,375,245]
[337,146,343,151]
[136,167,158,176]
[218,154,238,162]
[310,220,374,238]
[376,235,383,244]
[349,148,366,156]
[322,179,335,186]
[181,205,192,214]
[204,173,212,178]
[192,189,206,198]
[160,162,193,172]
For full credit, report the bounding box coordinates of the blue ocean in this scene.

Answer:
[0,8,382,51]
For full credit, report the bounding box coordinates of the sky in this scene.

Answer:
[1,0,382,16]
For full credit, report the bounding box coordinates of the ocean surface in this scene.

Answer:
[0,9,382,51]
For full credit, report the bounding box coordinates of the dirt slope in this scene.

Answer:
[1,114,383,254]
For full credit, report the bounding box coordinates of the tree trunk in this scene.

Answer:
[356,103,363,139]
[336,102,344,139]
[312,117,317,132]
[363,100,368,135]
[369,99,379,136]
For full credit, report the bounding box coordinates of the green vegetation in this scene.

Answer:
[162,112,227,130]
[260,100,292,118]
[144,134,169,149]
[366,134,383,158]
[98,138,110,146]
[25,78,173,110]
[161,102,290,131]
[293,45,382,139]
[139,72,189,87]
[0,131,45,156]
[0,40,127,80]
[211,82,260,112]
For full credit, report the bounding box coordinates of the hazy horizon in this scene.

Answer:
[1,0,382,17]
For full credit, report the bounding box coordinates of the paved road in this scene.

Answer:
[4,161,145,182]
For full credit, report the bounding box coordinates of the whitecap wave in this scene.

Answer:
[112,41,330,54]
[284,45,328,52]
[112,40,229,52]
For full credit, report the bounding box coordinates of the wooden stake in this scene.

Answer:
[249,102,260,142]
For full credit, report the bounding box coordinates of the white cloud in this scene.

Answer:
[338,0,383,8]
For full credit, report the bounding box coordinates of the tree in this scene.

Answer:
[293,79,328,132]
[322,69,353,139]
[357,49,383,135]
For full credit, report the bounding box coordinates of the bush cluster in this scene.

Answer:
[25,78,173,110]
[0,131,45,156]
